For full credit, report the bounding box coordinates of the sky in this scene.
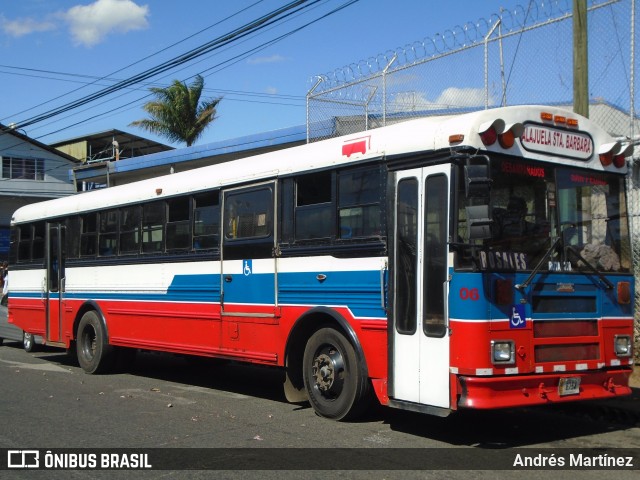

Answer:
[0,0,574,148]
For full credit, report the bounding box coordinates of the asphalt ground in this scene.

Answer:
[1,303,638,421]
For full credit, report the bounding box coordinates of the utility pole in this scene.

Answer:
[573,0,589,118]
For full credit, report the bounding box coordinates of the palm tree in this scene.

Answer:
[130,75,221,147]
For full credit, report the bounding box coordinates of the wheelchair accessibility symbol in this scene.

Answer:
[510,304,526,329]
[243,259,252,276]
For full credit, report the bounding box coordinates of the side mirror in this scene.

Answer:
[466,205,493,240]
[464,163,491,199]
[462,155,493,240]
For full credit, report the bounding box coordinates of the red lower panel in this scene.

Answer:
[9,298,388,378]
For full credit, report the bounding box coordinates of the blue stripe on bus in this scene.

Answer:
[279,270,386,318]
[17,270,630,321]
[13,270,387,319]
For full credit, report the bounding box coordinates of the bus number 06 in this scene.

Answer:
[459,287,479,301]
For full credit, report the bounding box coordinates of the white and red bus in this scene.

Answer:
[8,105,635,420]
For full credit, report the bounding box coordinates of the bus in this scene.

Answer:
[8,105,635,420]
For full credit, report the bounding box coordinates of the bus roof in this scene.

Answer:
[12,105,627,224]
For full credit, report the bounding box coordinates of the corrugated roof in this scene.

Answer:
[51,129,173,162]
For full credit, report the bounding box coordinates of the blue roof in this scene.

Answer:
[70,120,342,182]
[111,123,310,174]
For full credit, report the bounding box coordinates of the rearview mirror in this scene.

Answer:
[466,205,493,240]
[464,159,491,199]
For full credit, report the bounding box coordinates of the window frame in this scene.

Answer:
[1,156,45,181]
[166,196,192,252]
[192,191,220,251]
[293,170,335,241]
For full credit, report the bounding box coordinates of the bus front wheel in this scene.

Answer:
[302,328,370,421]
[76,311,114,374]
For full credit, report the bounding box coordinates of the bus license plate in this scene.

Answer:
[558,377,581,396]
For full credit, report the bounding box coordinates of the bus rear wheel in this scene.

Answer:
[23,332,36,352]
[76,311,114,374]
[302,328,370,421]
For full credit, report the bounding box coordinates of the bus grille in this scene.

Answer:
[533,320,598,338]
[533,320,600,363]
[534,343,600,362]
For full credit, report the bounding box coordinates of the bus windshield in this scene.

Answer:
[457,157,632,274]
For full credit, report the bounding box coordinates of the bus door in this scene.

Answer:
[220,181,278,323]
[45,222,66,344]
[390,165,450,409]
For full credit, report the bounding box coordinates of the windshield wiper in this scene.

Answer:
[564,245,614,290]
[514,236,562,293]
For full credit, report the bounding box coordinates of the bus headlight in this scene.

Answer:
[614,335,632,357]
[491,340,515,364]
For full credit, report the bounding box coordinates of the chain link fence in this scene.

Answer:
[307,0,640,363]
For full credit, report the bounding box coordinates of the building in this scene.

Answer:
[50,129,173,190]
[0,125,80,261]
[69,124,308,187]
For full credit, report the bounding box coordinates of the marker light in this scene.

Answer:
[498,123,524,149]
[491,340,515,364]
[478,119,505,146]
[498,129,516,148]
[613,144,633,169]
[617,281,631,304]
[480,127,498,146]
[599,151,613,166]
[613,154,626,168]
[598,142,620,167]
[614,335,632,357]
[449,134,465,144]
[495,279,514,305]
[567,118,579,127]
[540,112,553,121]
[554,115,566,125]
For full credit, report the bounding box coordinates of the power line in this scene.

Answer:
[7,0,316,131]
[0,65,306,102]
[1,0,267,123]
[23,0,358,142]
[0,0,360,189]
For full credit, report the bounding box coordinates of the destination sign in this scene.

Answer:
[478,250,528,271]
[520,123,593,160]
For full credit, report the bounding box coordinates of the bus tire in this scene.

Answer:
[23,332,37,352]
[76,311,114,374]
[302,327,370,421]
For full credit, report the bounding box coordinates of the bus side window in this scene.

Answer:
[193,191,220,250]
[142,201,164,254]
[294,171,333,241]
[17,224,33,263]
[338,167,382,239]
[15,222,45,263]
[99,209,118,256]
[120,206,141,255]
[166,196,191,251]
[66,217,81,259]
[80,213,97,257]
[224,188,273,240]
[32,222,45,262]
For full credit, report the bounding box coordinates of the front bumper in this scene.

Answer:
[457,369,632,409]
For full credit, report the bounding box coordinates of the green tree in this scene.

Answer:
[130,75,221,147]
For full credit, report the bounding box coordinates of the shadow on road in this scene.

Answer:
[19,345,639,448]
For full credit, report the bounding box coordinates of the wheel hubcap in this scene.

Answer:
[312,346,345,398]
[82,327,97,359]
